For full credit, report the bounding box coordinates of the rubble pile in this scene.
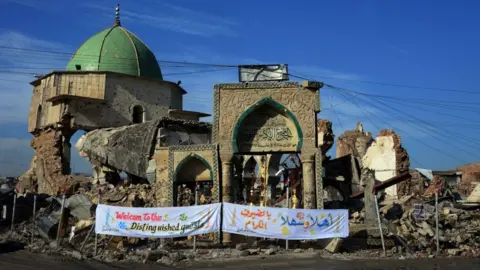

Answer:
[84,183,156,207]
[392,202,480,256]
[317,119,334,162]
[336,122,372,159]
[457,163,480,196]
[17,128,86,195]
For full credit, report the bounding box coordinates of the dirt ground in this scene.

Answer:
[0,247,479,270]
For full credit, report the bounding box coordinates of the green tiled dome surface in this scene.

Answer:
[66,25,163,80]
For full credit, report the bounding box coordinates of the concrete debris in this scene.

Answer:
[336,122,373,160]
[17,128,90,196]
[457,162,480,196]
[76,120,160,180]
[5,116,480,265]
[317,119,334,162]
[377,130,410,176]
[392,201,480,256]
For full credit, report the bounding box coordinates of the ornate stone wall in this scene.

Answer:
[212,81,321,156]
[211,81,324,210]
[166,144,219,206]
[28,71,188,132]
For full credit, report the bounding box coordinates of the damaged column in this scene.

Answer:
[221,154,233,244]
[302,154,316,209]
[18,128,77,195]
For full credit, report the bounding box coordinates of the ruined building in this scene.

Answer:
[362,129,410,198]
[19,5,209,194]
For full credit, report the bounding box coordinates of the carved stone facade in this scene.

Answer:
[167,144,220,206]
[210,81,324,211]
[213,81,321,155]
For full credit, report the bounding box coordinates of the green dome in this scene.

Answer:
[66,25,163,80]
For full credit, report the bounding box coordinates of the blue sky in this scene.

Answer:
[1,0,480,176]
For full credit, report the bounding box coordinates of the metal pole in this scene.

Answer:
[80,224,95,252]
[56,193,66,247]
[31,194,37,244]
[95,189,101,256]
[11,190,17,231]
[193,183,199,251]
[374,194,386,256]
[435,190,440,255]
[285,181,290,251]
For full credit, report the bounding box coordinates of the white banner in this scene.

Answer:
[222,203,349,240]
[95,203,221,238]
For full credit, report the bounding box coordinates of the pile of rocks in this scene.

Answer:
[392,202,480,256]
[85,183,155,207]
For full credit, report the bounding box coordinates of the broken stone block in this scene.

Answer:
[325,238,343,253]
[447,249,461,256]
[236,243,249,251]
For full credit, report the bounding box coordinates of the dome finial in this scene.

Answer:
[114,3,121,26]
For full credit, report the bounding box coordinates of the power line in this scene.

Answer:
[330,85,425,168]
[4,45,480,95]
[290,72,480,164]
[321,110,480,129]
[330,85,480,161]
[0,45,237,68]
[289,68,480,94]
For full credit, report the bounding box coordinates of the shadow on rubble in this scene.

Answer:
[0,241,25,254]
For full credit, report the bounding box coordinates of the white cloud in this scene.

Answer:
[81,2,238,38]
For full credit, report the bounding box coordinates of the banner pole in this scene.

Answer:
[31,193,37,244]
[435,190,440,255]
[80,223,95,253]
[11,190,17,231]
[56,192,66,248]
[95,186,101,256]
[285,179,290,251]
[193,183,199,251]
[374,191,386,256]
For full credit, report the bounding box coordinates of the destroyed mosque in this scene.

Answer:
[5,6,479,255]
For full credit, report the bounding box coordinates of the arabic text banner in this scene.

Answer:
[222,203,349,240]
[95,203,221,238]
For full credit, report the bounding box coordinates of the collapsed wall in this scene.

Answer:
[317,119,334,162]
[377,129,410,175]
[362,129,410,198]
[336,122,373,160]
[76,120,161,181]
[457,162,480,195]
[18,128,80,195]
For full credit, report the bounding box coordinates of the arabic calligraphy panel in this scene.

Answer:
[237,106,299,153]
[222,203,349,240]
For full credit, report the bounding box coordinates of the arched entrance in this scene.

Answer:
[173,154,214,206]
[232,97,303,154]
[231,97,305,207]
[173,154,215,242]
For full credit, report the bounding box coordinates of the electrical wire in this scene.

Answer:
[288,68,480,95]
[289,72,480,164]
[329,85,480,162]
[0,46,237,68]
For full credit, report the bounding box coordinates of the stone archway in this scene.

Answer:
[173,154,215,242]
[231,97,303,154]
[173,154,214,206]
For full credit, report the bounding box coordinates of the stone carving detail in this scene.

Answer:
[237,108,298,152]
[215,88,317,152]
